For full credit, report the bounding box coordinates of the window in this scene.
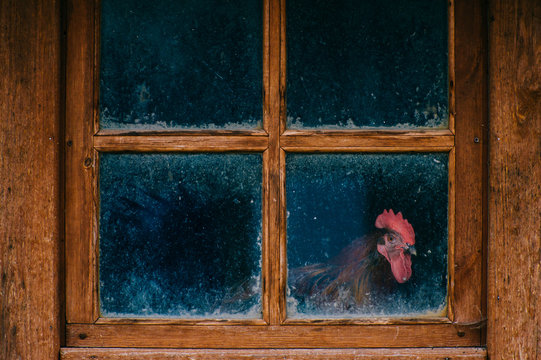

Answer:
[65,0,485,352]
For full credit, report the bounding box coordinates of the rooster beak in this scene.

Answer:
[407,245,417,256]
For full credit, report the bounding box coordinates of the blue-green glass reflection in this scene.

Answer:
[100,0,262,129]
[286,153,448,317]
[287,0,448,128]
[99,153,262,318]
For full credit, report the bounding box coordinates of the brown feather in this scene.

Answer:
[289,231,396,310]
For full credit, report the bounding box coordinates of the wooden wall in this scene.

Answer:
[487,0,541,359]
[0,0,63,359]
[0,0,539,359]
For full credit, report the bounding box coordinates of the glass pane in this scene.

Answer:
[99,153,262,318]
[287,0,448,129]
[99,0,262,130]
[286,153,448,318]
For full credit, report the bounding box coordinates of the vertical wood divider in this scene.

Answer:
[262,150,271,324]
[447,147,456,322]
[278,0,287,324]
[266,0,283,325]
[448,0,456,134]
[453,0,487,325]
[65,0,99,323]
[261,0,271,325]
[93,0,101,135]
[279,149,287,323]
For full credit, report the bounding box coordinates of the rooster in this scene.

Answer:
[289,209,416,310]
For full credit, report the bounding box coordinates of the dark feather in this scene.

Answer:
[289,231,396,310]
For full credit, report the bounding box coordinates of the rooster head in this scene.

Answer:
[375,209,416,283]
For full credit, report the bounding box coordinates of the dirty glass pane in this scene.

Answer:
[99,0,262,129]
[287,0,448,129]
[99,153,262,318]
[286,153,448,318]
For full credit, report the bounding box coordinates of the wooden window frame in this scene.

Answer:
[64,0,487,354]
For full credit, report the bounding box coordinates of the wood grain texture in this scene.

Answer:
[280,130,454,151]
[93,135,269,152]
[65,0,99,323]
[95,318,266,326]
[65,324,480,348]
[267,0,283,325]
[282,317,450,326]
[448,0,456,133]
[60,347,487,360]
[0,0,62,358]
[487,0,541,359]
[279,149,287,323]
[279,0,287,135]
[447,148,456,322]
[95,129,268,136]
[452,0,487,325]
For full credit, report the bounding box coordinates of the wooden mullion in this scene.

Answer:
[448,0,456,134]
[60,347,488,359]
[266,0,283,325]
[262,150,271,324]
[65,0,99,323]
[281,129,454,152]
[283,317,450,326]
[279,0,287,135]
[262,0,270,134]
[95,129,268,136]
[452,0,487,326]
[278,149,287,323]
[282,147,453,153]
[93,134,268,152]
[65,323,480,348]
[261,0,272,324]
[95,318,267,326]
[93,0,101,135]
[447,147,456,322]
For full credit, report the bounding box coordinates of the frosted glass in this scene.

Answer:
[286,153,448,317]
[99,153,262,318]
[287,0,448,129]
[99,0,262,129]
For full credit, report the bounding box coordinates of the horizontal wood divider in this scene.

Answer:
[93,134,269,152]
[95,129,269,136]
[96,318,268,326]
[66,324,480,348]
[280,129,454,152]
[282,316,450,326]
[95,316,450,327]
[61,347,488,359]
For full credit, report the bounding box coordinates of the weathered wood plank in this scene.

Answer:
[61,347,487,360]
[267,0,283,325]
[261,0,272,325]
[487,0,541,359]
[278,149,287,324]
[65,324,480,348]
[448,0,456,133]
[93,135,269,152]
[452,0,487,325]
[95,318,267,326]
[0,0,62,358]
[65,0,99,323]
[280,130,454,151]
[95,129,268,136]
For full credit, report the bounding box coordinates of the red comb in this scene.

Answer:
[375,209,415,245]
